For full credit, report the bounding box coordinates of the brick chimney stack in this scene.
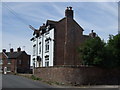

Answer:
[89,30,97,38]
[17,47,21,52]
[65,6,74,19]
[10,48,14,53]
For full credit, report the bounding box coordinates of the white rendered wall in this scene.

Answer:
[38,28,54,67]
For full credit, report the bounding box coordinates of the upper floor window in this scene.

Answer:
[33,44,36,56]
[19,60,21,64]
[39,42,41,54]
[45,55,49,67]
[7,59,11,64]
[45,39,49,53]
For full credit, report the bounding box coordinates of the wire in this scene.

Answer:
[2,2,29,26]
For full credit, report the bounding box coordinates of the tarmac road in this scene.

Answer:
[2,74,53,88]
[2,74,120,90]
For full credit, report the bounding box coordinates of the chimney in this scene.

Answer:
[10,48,14,53]
[17,47,21,52]
[89,30,97,38]
[65,6,74,19]
[2,49,6,53]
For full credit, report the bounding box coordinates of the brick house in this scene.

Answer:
[0,47,30,74]
[31,7,97,67]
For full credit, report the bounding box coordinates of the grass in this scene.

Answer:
[30,75,42,81]
[17,74,66,86]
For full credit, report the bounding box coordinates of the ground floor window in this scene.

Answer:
[7,67,11,72]
[0,59,2,64]
[45,55,49,67]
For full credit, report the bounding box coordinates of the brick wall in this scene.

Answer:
[34,66,120,85]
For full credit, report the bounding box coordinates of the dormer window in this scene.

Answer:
[45,25,50,35]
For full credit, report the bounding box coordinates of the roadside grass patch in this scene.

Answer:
[30,75,42,81]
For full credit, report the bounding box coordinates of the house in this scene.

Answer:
[31,7,97,67]
[0,47,30,74]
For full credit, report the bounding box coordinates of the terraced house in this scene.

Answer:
[0,47,30,74]
[31,7,97,67]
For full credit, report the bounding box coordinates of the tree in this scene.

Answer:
[79,37,106,66]
[79,34,120,68]
[107,34,120,67]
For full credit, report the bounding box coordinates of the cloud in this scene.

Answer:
[2,2,118,57]
[1,0,120,2]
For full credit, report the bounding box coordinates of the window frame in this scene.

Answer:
[7,59,11,64]
[33,44,36,56]
[45,55,49,67]
[39,42,41,54]
[45,39,49,53]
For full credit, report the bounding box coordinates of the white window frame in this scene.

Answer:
[45,56,49,67]
[45,39,49,53]
[39,42,41,54]
[33,44,36,56]
[45,25,50,35]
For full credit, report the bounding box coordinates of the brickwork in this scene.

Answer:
[35,66,120,85]
[0,49,30,74]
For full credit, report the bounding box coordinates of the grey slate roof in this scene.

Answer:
[5,51,25,59]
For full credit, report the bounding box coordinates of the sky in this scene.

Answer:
[0,1,118,62]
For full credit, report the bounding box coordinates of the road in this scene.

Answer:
[2,74,120,90]
[2,74,53,88]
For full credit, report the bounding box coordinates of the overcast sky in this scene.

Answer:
[1,1,118,57]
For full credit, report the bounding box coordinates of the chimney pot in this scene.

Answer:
[69,6,72,10]
[10,48,14,53]
[17,47,21,52]
[65,6,74,18]
[2,49,6,53]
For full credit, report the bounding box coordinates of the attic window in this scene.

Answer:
[45,25,50,35]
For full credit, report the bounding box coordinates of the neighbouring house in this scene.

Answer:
[31,6,97,67]
[0,47,30,74]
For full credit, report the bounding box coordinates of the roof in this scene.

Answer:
[46,17,84,32]
[5,51,26,59]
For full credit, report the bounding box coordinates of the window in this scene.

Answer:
[45,55,49,67]
[19,60,21,64]
[28,60,29,65]
[33,44,36,56]
[45,39,49,52]
[7,59,11,64]
[0,59,2,65]
[7,67,11,72]
[39,42,41,54]
[45,25,50,35]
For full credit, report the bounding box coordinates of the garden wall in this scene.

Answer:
[34,66,120,85]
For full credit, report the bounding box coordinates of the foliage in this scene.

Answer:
[79,34,120,68]
[79,37,105,66]
[30,75,42,81]
[107,34,120,67]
